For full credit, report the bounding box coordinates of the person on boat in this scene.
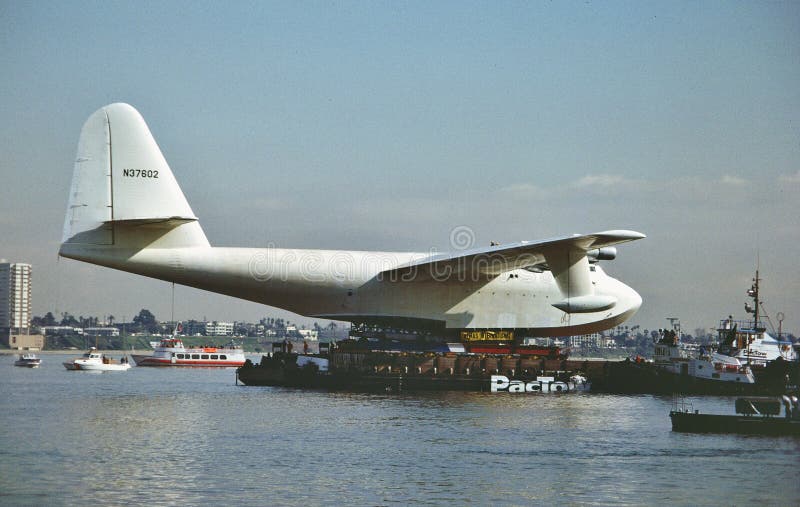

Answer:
[303,341,309,354]
[723,316,733,330]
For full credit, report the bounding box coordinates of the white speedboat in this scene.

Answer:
[131,337,245,367]
[14,353,41,368]
[63,347,132,371]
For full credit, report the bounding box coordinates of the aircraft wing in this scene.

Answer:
[379,229,645,283]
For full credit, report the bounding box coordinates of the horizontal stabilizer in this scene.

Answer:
[103,217,198,227]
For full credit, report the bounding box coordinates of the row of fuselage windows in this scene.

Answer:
[174,353,227,360]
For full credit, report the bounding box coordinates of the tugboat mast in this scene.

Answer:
[753,270,760,331]
[744,269,761,366]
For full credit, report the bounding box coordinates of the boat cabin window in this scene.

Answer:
[176,353,184,359]
[201,354,209,359]
[191,354,200,359]
[210,355,218,360]
[220,355,227,360]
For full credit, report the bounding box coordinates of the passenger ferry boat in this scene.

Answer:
[131,337,246,367]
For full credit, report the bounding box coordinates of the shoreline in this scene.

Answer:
[2,350,630,360]
[1,349,162,355]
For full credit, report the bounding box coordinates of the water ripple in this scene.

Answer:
[1,354,798,505]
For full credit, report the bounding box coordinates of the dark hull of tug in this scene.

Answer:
[594,360,797,396]
[670,411,800,435]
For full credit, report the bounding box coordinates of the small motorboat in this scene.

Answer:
[14,353,41,368]
[63,347,131,371]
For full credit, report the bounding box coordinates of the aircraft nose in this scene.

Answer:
[624,284,642,315]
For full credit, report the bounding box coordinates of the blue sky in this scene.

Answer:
[1,1,798,335]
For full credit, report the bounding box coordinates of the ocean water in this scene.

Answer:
[1,353,798,506]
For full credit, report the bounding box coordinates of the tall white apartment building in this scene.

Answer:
[0,261,32,334]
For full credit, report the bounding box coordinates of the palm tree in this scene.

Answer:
[327,322,338,340]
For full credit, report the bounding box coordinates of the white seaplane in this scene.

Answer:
[59,104,645,338]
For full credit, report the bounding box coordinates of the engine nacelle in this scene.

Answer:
[587,247,617,262]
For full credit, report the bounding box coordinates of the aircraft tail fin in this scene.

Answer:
[60,103,209,251]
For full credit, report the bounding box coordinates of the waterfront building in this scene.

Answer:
[83,327,120,337]
[205,321,234,336]
[0,261,32,336]
[7,333,44,350]
[40,326,84,336]
[568,333,604,349]
[298,328,319,341]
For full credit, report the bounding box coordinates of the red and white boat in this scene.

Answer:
[131,337,246,367]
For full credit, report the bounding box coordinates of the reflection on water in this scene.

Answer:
[1,354,799,506]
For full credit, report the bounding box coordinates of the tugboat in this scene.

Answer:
[670,395,800,436]
[651,326,756,391]
[597,318,761,395]
[14,353,41,368]
[717,270,796,363]
[716,270,798,391]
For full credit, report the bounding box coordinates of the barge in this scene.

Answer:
[237,350,591,393]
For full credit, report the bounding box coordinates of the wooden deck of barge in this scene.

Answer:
[236,351,604,392]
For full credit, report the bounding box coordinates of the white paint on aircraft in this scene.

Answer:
[59,103,645,336]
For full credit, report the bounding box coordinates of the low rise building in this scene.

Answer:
[298,329,319,341]
[568,333,604,349]
[40,326,84,336]
[7,333,44,350]
[83,327,120,337]
[205,321,234,336]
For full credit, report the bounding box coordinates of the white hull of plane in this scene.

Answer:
[59,104,645,336]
